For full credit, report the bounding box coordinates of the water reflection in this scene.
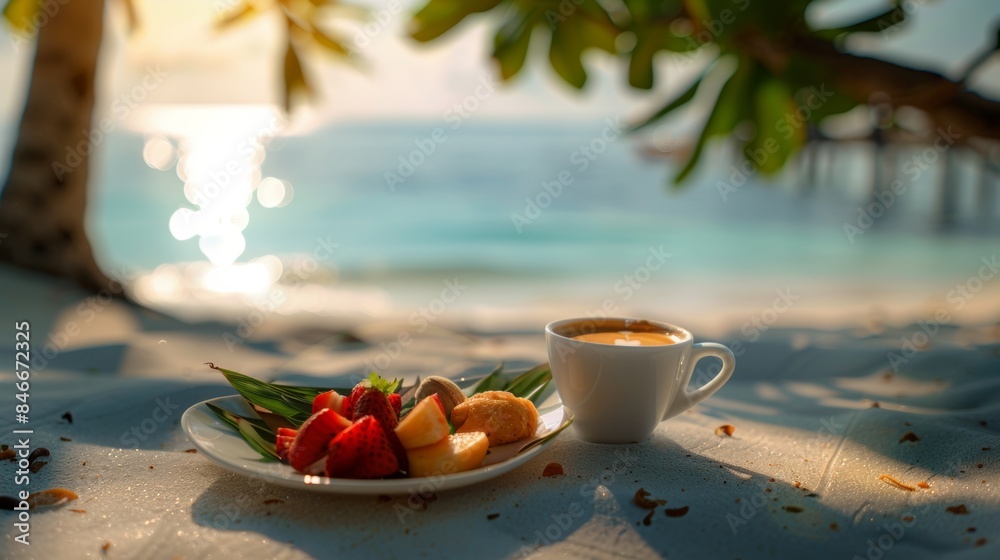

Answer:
[138,105,292,268]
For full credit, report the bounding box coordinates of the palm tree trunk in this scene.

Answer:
[0,0,113,293]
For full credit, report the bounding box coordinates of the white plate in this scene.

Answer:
[182,395,569,495]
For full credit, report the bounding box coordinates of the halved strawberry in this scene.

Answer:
[312,390,349,416]
[324,429,358,478]
[351,416,401,478]
[276,427,297,462]
[288,408,351,474]
[325,415,399,479]
[353,389,408,471]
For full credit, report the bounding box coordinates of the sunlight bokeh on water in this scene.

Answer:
[136,104,291,270]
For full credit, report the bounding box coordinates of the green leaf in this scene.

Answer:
[626,14,702,87]
[492,10,536,80]
[812,5,905,40]
[673,59,755,184]
[2,0,37,34]
[682,0,711,28]
[367,371,400,394]
[520,378,551,403]
[467,363,506,396]
[630,71,706,132]
[548,24,587,88]
[796,85,856,122]
[207,401,272,433]
[779,57,857,122]
[206,402,279,461]
[746,77,800,175]
[270,383,340,400]
[547,11,617,89]
[207,363,315,424]
[410,0,503,42]
[501,363,552,403]
[628,33,657,89]
[465,362,551,402]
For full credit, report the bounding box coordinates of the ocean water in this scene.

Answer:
[18,120,1000,329]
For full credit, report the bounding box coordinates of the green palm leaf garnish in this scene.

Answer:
[206,402,279,461]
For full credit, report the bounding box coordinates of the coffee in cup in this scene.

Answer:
[546,317,735,443]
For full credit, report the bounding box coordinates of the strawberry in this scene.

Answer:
[288,408,351,474]
[312,390,349,416]
[351,373,408,471]
[388,393,402,418]
[324,429,358,478]
[346,384,367,420]
[346,372,400,420]
[351,373,401,426]
[353,390,408,469]
[353,419,400,479]
[353,389,398,430]
[324,415,399,479]
[275,427,297,462]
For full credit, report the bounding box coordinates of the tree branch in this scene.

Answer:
[749,34,1000,144]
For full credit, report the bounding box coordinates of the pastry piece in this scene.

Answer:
[450,390,539,446]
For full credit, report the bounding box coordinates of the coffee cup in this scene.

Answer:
[545,317,735,443]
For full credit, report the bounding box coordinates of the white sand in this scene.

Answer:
[0,265,998,559]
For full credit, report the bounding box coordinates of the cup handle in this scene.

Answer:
[662,342,736,421]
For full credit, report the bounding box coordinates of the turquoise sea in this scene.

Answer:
[8,120,1000,329]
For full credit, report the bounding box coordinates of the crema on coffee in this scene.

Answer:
[571,331,678,346]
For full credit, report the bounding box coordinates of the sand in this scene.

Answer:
[0,264,997,559]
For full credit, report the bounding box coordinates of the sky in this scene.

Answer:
[0,0,997,133]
